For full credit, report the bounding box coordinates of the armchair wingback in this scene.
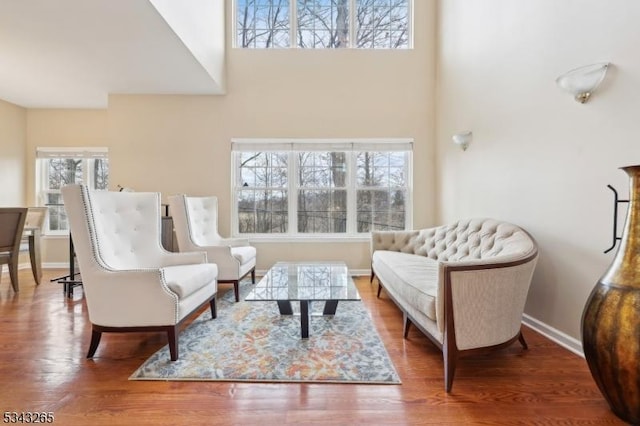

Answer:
[371,218,538,392]
[168,195,256,302]
[62,185,218,361]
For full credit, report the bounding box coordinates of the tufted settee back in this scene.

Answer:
[372,218,536,263]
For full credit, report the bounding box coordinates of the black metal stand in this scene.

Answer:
[50,234,82,298]
[604,185,629,254]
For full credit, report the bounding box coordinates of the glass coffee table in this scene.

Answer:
[245,261,360,339]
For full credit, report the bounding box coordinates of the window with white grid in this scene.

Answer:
[36,147,109,235]
[235,0,412,49]
[232,139,412,239]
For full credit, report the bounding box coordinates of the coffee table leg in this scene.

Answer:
[323,300,339,315]
[300,300,310,339]
[277,300,293,315]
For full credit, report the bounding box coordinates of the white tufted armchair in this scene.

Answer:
[168,195,256,302]
[62,185,218,361]
[371,218,538,392]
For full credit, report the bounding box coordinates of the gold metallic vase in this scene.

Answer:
[582,165,640,424]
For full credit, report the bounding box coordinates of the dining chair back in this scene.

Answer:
[20,207,48,285]
[0,208,28,292]
[24,207,47,230]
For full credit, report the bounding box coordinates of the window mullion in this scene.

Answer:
[405,151,413,229]
[289,151,298,235]
[231,152,239,235]
[349,0,356,48]
[290,0,297,48]
[346,151,357,233]
[84,158,91,188]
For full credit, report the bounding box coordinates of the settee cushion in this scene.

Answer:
[372,250,439,321]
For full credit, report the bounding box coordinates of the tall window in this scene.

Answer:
[232,139,412,238]
[235,0,412,49]
[36,147,109,234]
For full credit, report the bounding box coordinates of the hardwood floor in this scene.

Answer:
[0,269,624,425]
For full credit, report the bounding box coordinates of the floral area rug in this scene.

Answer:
[130,280,401,384]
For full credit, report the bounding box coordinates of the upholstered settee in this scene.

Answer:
[370,218,538,392]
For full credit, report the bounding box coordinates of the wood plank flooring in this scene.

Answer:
[0,269,625,425]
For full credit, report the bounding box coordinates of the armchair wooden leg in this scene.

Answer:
[370,270,375,283]
[251,268,256,284]
[210,298,217,319]
[518,330,528,350]
[444,345,458,393]
[168,326,178,361]
[403,313,412,338]
[233,280,240,302]
[87,329,102,358]
[377,283,382,298]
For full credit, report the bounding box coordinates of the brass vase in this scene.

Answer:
[582,165,640,424]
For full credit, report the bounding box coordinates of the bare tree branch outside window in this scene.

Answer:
[297,152,347,232]
[42,157,109,232]
[237,0,290,48]
[236,0,410,49]
[238,152,288,233]
[355,0,409,48]
[236,148,408,235]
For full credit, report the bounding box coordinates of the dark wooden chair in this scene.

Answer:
[20,207,47,285]
[0,208,28,292]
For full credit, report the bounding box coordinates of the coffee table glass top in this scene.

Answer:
[245,261,360,302]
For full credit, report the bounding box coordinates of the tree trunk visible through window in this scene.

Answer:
[236,0,409,49]
[235,147,409,235]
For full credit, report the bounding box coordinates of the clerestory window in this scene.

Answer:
[235,0,412,49]
[231,139,413,239]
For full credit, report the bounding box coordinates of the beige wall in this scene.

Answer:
[29,1,437,272]
[107,1,437,271]
[0,99,26,206]
[436,0,640,341]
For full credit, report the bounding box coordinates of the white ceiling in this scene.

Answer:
[0,0,225,109]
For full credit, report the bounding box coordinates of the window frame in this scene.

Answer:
[233,0,414,49]
[231,138,413,241]
[35,147,109,236]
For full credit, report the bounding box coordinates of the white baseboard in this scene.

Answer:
[1,262,69,273]
[522,313,584,358]
[42,262,70,269]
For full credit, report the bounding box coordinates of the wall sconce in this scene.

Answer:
[556,62,610,103]
[452,131,472,151]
